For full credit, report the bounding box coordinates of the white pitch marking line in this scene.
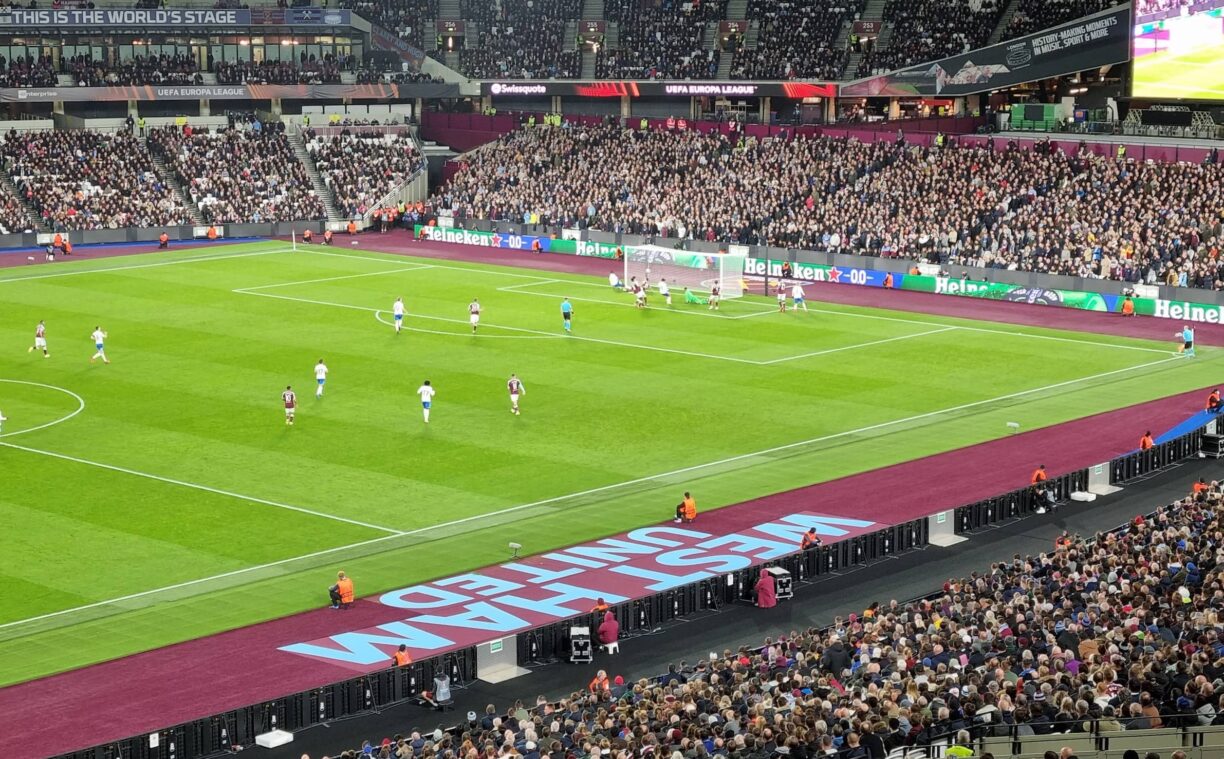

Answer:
[757,326,958,365]
[0,441,406,536]
[801,305,1171,355]
[0,353,1185,632]
[497,282,775,320]
[374,310,563,339]
[237,288,765,365]
[0,380,86,438]
[0,247,286,284]
[292,249,1175,353]
[234,265,433,293]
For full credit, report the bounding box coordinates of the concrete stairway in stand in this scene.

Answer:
[989,0,1023,44]
[288,128,344,224]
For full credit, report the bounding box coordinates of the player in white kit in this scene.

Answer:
[392,297,405,333]
[658,278,671,305]
[417,380,436,423]
[315,359,329,398]
[29,320,49,358]
[469,299,481,334]
[90,326,109,363]
[507,374,526,415]
[791,283,809,312]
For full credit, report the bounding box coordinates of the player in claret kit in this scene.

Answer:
[507,373,526,415]
[469,298,481,334]
[776,284,787,312]
[630,277,646,308]
[283,385,297,426]
[708,281,721,311]
[29,320,49,358]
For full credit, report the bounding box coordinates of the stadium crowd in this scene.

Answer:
[306,129,423,219]
[459,18,581,79]
[63,52,202,87]
[302,470,1224,759]
[0,54,57,88]
[1003,0,1122,39]
[0,190,32,235]
[149,125,325,224]
[340,0,437,47]
[1135,0,1195,18]
[429,125,1224,289]
[857,0,1004,77]
[1,130,192,231]
[215,58,342,85]
[597,0,727,79]
[730,0,859,80]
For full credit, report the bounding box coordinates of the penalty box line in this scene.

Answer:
[0,352,1185,632]
[0,440,406,536]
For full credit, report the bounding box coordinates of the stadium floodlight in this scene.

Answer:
[624,245,747,299]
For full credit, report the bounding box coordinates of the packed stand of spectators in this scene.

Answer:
[0,129,191,231]
[1004,0,1122,39]
[730,0,859,80]
[1135,0,1195,18]
[355,66,445,84]
[148,123,325,224]
[63,53,202,87]
[857,0,1004,77]
[215,57,342,84]
[597,0,726,79]
[306,129,423,219]
[457,0,581,79]
[304,477,1224,759]
[340,0,437,48]
[429,125,1224,290]
[0,189,32,234]
[0,54,56,88]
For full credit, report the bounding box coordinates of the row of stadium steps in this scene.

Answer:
[581,0,604,21]
[0,173,49,233]
[564,20,579,51]
[725,0,748,20]
[834,17,859,77]
[143,136,206,226]
[437,0,461,21]
[988,0,1024,44]
[287,127,345,224]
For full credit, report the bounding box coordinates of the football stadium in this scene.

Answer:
[5,0,1224,757]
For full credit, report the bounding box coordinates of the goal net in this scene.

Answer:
[623,246,747,299]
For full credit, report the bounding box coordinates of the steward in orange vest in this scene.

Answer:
[1120,296,1135,316]
[52,232,63,251]
[1031,465,1047,486]
[323,229,334,245]
[207,226,218,240]
[392,644,413,666]
[159,232,169,249]
[1193,478,1210,498]
[302,228,313,243]
[588,670,610,694]
[800,528,822,550]
[1139,431,1154,451]
[347,220,357,235]
[63,239,72,255]
[674,492,697,523]
[329,571,354,609]
[591,598,610,613]
[1207,388,1220,412]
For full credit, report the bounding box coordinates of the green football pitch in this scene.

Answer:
[1132,45,1224,99]
[0,240,1218,686]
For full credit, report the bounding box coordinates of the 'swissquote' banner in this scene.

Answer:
[2,81,458,102]
[841,5,1131,97]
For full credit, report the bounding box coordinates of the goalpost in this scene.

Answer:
[623,245,748,298]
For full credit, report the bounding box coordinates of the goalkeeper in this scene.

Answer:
[683,287,707,305]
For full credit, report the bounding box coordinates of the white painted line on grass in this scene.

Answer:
[238,288,765,365]
[0,380,86,438]
[373,310,562,339]
[757,326,958,365]
[0,352,1184,632]
[0,441,406,535]
[234,265,433,293]
[0,247,286,284]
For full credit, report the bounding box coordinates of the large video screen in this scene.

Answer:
[1132,1,1224,100]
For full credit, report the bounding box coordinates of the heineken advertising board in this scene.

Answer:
[744,257,1224,324]
[410,231,1224,324]
[414,225,620,258]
